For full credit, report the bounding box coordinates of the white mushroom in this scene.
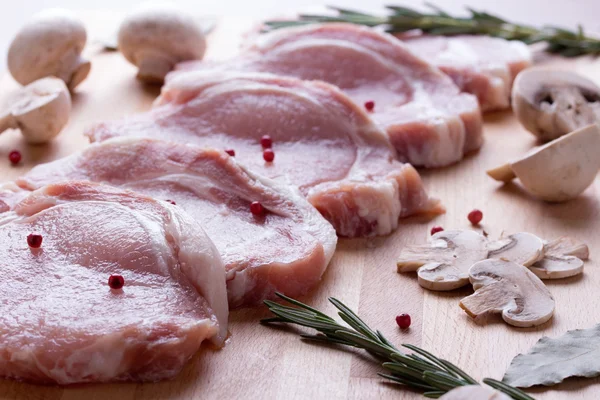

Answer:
[460,259,555,327]
[487,232,545,266]
[439,385,512,400]
[530,237,589,279]
[0,77,71,144]
[487,124,600,202]
[513,69,600,142]
[397,230,544,291]
[7,9,90,91]
[117,3,207,83]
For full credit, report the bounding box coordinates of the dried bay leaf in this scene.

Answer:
[503,324,600,388]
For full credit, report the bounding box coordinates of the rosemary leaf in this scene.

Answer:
[335,330,395,357]
[422,371,467,391]
[275,292,335,320]
[423,391,447,398]
[378,373,438,391]
[383,362,432,382]
[299,333,356,347]
[390,352,444,373]
[402,344,454,374]
[439,360,478,385]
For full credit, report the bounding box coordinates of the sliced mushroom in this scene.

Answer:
[529,237,589,279]
[487,232,545,266]
[7,9,90,91]
[118,3,207,83]
[397,230,544,291]
[460,259,555,327]
[0,77,71,144]
[439,385,512,400]
[487,124,600,202]
[513,69,600,141]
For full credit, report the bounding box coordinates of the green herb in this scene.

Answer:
[264,3,600,57]
[262,293,535,399]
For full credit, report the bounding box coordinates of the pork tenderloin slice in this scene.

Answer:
[0,181,228,384]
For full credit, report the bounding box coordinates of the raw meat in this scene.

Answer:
[4,138,338,308]
[86,71,443,237]
[400,34,532,111]
[0,181,228,384]
[176,23,483,167]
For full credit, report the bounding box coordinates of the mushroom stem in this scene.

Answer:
[459,284,509,318]
[68,57,92,91]
[136,52,175,84]
[0,112,17,134]
[397,246,450,272]
[486,163,516,182]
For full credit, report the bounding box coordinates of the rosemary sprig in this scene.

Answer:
[262,293,535,400]
[263,3,600,57]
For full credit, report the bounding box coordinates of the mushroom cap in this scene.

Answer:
[487,232,544,266]
[460,259,555,327]
[7,9,90,90]
[9,77,72,144]
[117,3,207,83]
[509,124,600,202]
[513,69,600,141]
[439,385,512,400]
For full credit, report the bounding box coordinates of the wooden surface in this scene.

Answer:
[1,14,600,400]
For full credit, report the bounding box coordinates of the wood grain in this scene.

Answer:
[0,15,599,400]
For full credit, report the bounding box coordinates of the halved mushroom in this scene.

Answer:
[117,3,207,83]
[0,77,71,144]
[397,230,544,291]
[439,385,511,400]
[487,124,600,202]
[513,69,600,142]
[7,9,90,91]
[529,237,589,279]
[460,259,555,327]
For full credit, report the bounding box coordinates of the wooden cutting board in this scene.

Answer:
[0,15,599,400]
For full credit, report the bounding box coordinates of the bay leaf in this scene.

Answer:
[503,324,600,388]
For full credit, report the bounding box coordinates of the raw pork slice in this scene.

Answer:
[86,72,443,237]
[3,138,338,308]
[176,23,483,167]
[400,35,532,111]
[0,181,228,384]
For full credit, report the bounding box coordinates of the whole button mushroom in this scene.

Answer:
[512,69,600,141]
[8,9,91,91]
[487,124,600,202]
[0,77,71,144]
[118,3,207,84]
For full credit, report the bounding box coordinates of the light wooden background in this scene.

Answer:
[0,8,599,400]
